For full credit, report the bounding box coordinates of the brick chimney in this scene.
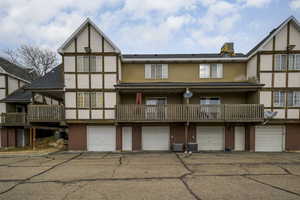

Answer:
[220,42,235,56]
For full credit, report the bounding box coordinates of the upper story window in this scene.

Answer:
[288,54,300,70]
[200,97,221,105]
[77,92,90,108]
[90,92,103,108]
[145,64,168,79]
[275,54,287,71]
[287,91,300,107]
[77,56,102,72]
[199,64,223,78]
[273,91,285,107]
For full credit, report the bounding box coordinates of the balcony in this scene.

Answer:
[27,105,65,123]
[116,104,264,123]
[0,113,27,126]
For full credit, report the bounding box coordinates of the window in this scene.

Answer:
[145,64,168,79]
[77,92,90,108]
[275,54,287,70]
[77,56,89,72]
[90,56,102,72]
[199,64,223,78]
[288,54,300,70]
[200,97,221,105]
[273,91,285,107]
[287,91,300,107]
[91,92,103,108]
[199,64,210,78]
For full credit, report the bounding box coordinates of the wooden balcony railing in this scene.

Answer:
[0,113,27,126]
[116,104,264,122]
[27,105,65,122]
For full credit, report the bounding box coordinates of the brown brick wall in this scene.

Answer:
[225,126,234,150]
[116,126,122,151]
[1,128,16,147]
[68,124,87,151]
[132,126,141,151]
[286,124,300,151]
[245,126,255,152]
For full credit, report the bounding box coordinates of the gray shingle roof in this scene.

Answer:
[25,64,64,90]
[122,53,246,59]
[0,86,32,103]
[0,57,37,82]
[116,82,264,88]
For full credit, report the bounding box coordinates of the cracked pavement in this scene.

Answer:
[0,152,300,199]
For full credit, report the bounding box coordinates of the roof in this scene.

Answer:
[58,18,121,53]
[0,57,37,82]
[0,86,32,103]
[24,65,64,90]
[116,82,264,88]
[122,53,247,62]
[247,16,300,57]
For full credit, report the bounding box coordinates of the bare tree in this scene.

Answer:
[3,45,59,77]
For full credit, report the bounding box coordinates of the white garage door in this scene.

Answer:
[142,126,169,151]
[255,126,284,152]
[87,126,116,151]
[197,126,224,151]
[235,127,245,151]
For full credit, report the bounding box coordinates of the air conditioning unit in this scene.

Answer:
[187,143,198,153]
[172,143,184,152]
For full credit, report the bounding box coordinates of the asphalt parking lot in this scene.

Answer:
[0,152,300,200]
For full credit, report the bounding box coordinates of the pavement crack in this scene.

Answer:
[111,155,123,178]
[277,165,293,175]
[175,153,193,175]
[180,178,202,200]
[243,175,300,197]
[0,153,83,196]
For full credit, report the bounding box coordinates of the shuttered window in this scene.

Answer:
[200,64,223,78]
[275,54,287,71]
[288,54,300,70]
[273,91,285,107]
[77,56,89,72]
[90,56,102,72]
[91,92,103,108]
[287,91,300,107]
[145,64,168,79]
[77,92,90,108]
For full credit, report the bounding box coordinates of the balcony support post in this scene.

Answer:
[32,128,36,150]
[185,122,189,152]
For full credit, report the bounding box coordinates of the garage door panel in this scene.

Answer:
[87,126,116,151]
[197,127,224,151]
[142,126,169,151]
[255,126,284,152]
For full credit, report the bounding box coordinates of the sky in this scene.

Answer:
[0,0,300,55]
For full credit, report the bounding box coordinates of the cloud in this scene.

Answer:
[290,0,300,10]
[0,0,276,54]
[238,0,272,8]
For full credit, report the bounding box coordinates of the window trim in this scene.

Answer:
[199,63,223,79]
[273,91,286,107]
[145,64,168,80]
[275,54,287,71]
[200,97,221,105]
[287,91,300,107]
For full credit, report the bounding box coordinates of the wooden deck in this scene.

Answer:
[0,113,27,126]
[116,104,264,123]
[27,105,65,122]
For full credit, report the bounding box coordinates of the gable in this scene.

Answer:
[58,18,120,54]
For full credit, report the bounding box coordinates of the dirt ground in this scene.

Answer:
[0,152,299,200]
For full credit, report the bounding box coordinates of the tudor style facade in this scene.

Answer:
[53,16,300,152]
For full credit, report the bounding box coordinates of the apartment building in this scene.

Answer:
[57,16,300,152]
[2,16,299,152]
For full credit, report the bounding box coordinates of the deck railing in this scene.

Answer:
[116,104,264,122]
[27,105,65,122]
[0,113,27,126]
